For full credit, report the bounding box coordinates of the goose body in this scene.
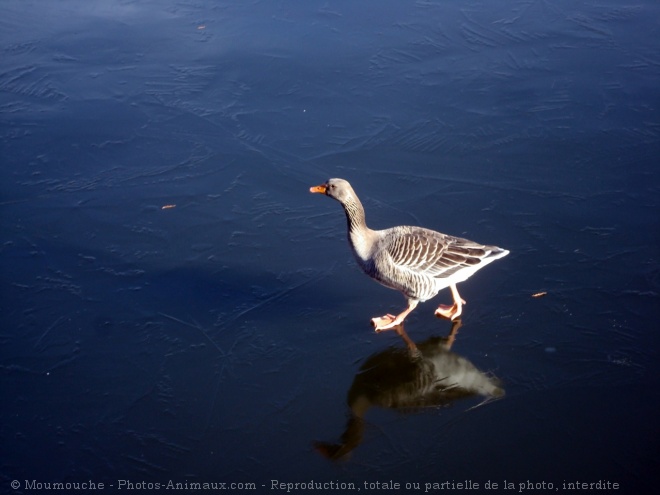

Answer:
[310,178,509,330]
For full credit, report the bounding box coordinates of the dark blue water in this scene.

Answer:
[1,0,658,493]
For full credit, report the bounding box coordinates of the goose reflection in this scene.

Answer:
[314,320,504,460]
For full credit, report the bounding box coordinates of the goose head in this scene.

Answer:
[310,178,357,204]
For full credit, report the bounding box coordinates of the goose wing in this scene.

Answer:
[382,227,499,280]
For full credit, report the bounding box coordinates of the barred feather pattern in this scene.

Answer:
[372,226,508,301]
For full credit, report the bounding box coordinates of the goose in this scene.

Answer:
[310,178,509,331]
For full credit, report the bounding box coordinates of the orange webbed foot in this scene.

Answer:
[371,314,398,332]
[434,298,466,320]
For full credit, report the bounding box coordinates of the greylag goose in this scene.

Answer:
[310,178,509,331]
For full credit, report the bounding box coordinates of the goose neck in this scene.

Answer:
[342,197,368,235]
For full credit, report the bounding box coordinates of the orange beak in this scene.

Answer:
[309,184,327,194]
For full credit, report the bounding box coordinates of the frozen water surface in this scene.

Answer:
[1,0,658,492]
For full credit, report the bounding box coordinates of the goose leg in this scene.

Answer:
[371,300,418,332]
[434,284,466,320]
